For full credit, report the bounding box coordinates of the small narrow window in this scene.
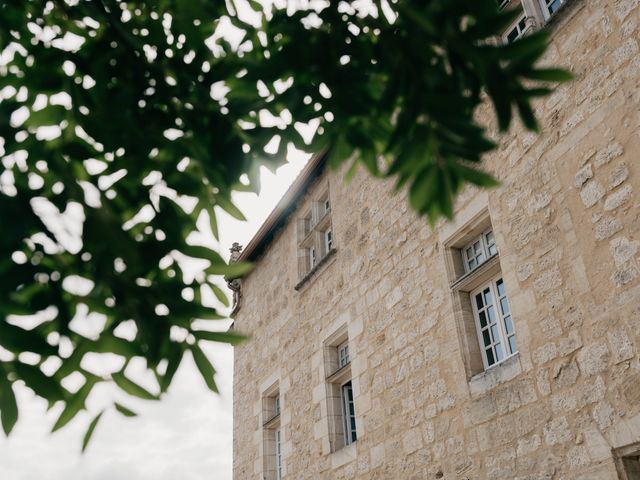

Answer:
[309,247,316,270]
[472,277,518,369]
[275,429,283,480]
[274,395,280,416]
[341,381,357,445]
[338,341,350,369]
[324,198,330,213]
[325,229,333,253]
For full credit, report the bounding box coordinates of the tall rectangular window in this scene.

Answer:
[323,327,357,452]
[324,229,333,253]
[262,384,282,480]
[471,276,517,368]
[341,381,357,445]
[444,209,521,378]
[275,429,283,480]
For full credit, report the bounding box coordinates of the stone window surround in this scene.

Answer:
[261,379,286,480]
[614,442,640,480]
[322,324,359,455]
[442,204,524,390]
[295,185,336,290]
[500,0,573,34]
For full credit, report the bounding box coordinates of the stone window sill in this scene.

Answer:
[330,442,357,469]
[468,352,522,398]
[294,248,337,291]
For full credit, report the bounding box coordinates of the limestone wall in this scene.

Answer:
[233,1,640,478]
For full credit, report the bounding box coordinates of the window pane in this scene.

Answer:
[495,343,504,361]
[479,311,487,328]
[482,329,491,347]
[487,305,496,323]
[486,348,495,366]
[476,293,484,310]
[500,297,510,315]
[509,336,518,354]
[483,288,493,306]
[496,278,505,296]
[490,324,499,342]
[547,0,563,13]
[469,257,477,270]
[504,315,513,334]
[488,243,498,256]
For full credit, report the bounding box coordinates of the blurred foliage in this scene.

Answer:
[0,0,568,447]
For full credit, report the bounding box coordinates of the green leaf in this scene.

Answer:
[521,68,573,82]
[191,344,218,393]
[81,410,104,453]
[52,378,97,432]
[207,261,253,278]
[111,372,159,401]
[0,375,18,436]
[215,195,246,221]
[159,342,184,393]
[13,362,64,402]
[409,166,438,213]
[114,402,137,417]
[452,163,501,188]
[192,330,247,345]
[210,284,230,307]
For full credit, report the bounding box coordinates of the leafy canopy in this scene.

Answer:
[0,0,568,448]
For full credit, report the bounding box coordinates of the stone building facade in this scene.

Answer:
[233,1,640,478]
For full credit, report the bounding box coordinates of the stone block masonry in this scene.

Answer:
[233,1,640,478]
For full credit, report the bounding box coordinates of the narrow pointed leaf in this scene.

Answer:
[81,410,104,453]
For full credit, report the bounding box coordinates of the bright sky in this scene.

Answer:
[0,150,311,480]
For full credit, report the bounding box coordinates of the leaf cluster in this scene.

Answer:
[0,0,568,448]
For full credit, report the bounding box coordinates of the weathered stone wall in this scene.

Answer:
[233,1,640,478]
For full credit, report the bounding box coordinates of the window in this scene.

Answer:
[324,229,333,253]
[444,209,519,378]
[539,0,565,19]
[262,385,282,480]
[296,187,335,287]
[275,429,283,480]
[337,341,349,369]
[341,381,357,445]
[504,13,527,43]
[463,229,498,273]
[274,395,280,416]
[471,276,518,368]
[309,246,316,270]
[323,327,357,452]
[614,442,640,480]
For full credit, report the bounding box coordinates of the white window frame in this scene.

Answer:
[462,228,498,273]
[275,429,283,480]
[324,229,333,253]
[341,380,357,446]
[324,198,330,214]
[309,246,316,270]
[539,0,565,20]
[274,395,280,416]
[503,12,527,43]
[337,341,350,369]
[470,275,517,370]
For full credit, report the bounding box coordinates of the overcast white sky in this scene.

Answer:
[0,150,310,480]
